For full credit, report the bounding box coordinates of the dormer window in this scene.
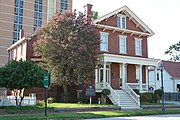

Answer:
[117,15,126,29]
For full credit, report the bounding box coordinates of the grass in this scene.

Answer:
[0,103,114,114]
[141,102,175,105]
[0,109,180,120]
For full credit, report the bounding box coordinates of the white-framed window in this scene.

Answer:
[117,15,126,29]
[77,90,83,99]
[119,35,127,54]
[136,65,140,83]
[135,38,142,56]
[100,32,108,51]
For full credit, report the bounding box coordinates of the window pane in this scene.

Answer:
[122,17,126,29]
[117,16,121,28]
[100,33,108,51]
[135,39,142,55]
[119,36,126,54]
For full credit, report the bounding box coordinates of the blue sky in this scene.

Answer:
[73,0,180,60]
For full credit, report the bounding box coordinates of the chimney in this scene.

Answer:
[84,3,93,23]
[19,29,24,40]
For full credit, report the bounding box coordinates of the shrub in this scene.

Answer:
[102,89,111,96]
[154,89,163,97]
[36,100,45,106]
[143,93,158,103]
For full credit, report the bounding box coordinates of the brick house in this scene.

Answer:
[7,5,159,108]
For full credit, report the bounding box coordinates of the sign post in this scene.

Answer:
[85,86,95,105]
[44,71,50,117]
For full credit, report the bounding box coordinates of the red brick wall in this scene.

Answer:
[127,64,136,83]
[96,28,148,58]
[111,63,120,89]
[99,16,143,32]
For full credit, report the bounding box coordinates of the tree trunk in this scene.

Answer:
[62,83,68,101]
[19,88,25,107]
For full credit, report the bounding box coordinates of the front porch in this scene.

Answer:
[94,53,159,108]
[95,53,159,92]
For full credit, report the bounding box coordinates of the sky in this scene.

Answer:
[73,0,180,60]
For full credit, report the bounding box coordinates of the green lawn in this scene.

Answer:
[0,109,180,120]
[0,103,114,114]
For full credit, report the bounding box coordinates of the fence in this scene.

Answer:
[164,92,180,101]
[0,94,36,106]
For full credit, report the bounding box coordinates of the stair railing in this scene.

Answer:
[105,82,120,106]
[123,83,140,106]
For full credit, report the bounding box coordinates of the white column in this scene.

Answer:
[95,68,98,83]
[145,66,149,91]
[122,63,126,89]
[103,62,106,88]
[139,65,143,91]
[154,67,157,90]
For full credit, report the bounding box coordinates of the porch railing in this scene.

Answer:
[127,83,156,91]
[123,83,140,106]
[95,82,120,105]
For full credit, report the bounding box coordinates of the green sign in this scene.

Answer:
[44,72,50,88]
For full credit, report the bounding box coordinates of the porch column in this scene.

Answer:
[103,62,106,88]
[95,68,98,83]
[154,66,157,90]
[122,63,126,89]
[139,65,143,91]
[146,66,149,91]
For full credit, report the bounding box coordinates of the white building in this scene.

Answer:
[149,60,180,92]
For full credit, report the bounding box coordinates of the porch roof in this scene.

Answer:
[97,53,159,66]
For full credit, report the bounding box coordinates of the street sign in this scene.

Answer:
[44,72,50,88]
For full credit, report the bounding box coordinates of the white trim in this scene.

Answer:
[119,35,127,54]
[96,24,152,37]
[135,38,142,56]
[93,5,154,36]
[100,32,108,52]
[98,53,159,66]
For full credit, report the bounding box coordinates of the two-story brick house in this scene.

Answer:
[92,5,159,108]
[7,5,159,108]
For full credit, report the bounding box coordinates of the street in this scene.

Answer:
[87,114,180,120]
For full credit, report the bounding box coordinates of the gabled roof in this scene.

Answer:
[93,5,154,36]
[160,60,180,79]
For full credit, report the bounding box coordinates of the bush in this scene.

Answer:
[36,100,45,106]
[142,93,158,103]
[154,89,163,97]
[102,89,111,96]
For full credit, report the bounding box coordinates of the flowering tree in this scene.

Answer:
[34,11,99,100]
[165,41,180,61]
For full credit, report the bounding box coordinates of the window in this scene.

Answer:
[13,0,23,43]
[119,35,127,54]
[77,90,83,99]
[117,15,126,29]
[136,66,140,83]
[98,65,110,83]
[34,0,42,31]
[100,32,108,51]
[135,38,142,55]
[157,73,159,81]
[61,0,68,12]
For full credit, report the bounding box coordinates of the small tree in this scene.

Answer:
[0,60,44,107]
[154,89,163,102]
[165,41,180,61]
[101,89,111,104]
[34,11,99,101]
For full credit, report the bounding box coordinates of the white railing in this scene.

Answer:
[105,82,120,105]
[123,83,140,106]
[95,82,120,105]
[0,95,36,106]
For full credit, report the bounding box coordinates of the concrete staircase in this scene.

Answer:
[108,90,140,109]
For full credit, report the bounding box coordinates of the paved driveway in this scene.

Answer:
[87,114,180,120]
